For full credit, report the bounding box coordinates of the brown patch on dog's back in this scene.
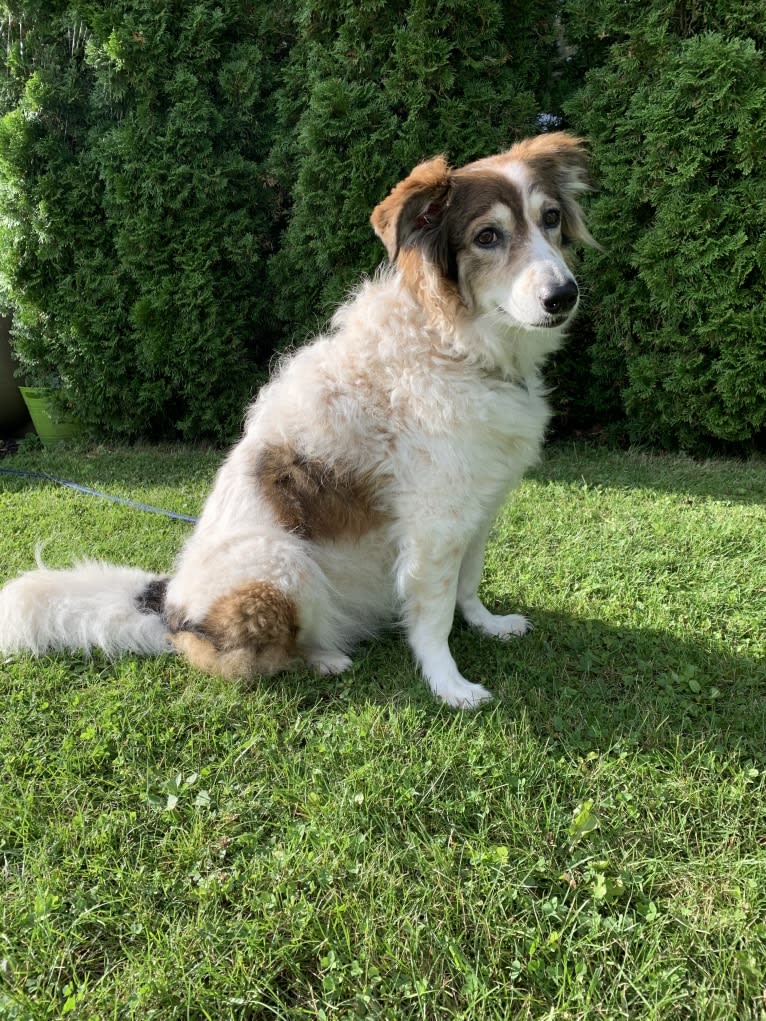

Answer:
[255,444,387,542]
[169,580,299,680]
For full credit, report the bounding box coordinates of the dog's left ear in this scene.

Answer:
[371,156,453,263]
[510,132,597,248]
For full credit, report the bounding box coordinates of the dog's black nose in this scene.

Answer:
[540,280,579,316]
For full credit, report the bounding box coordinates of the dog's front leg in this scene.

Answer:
[398,536,493,709]
[457,523,530,639]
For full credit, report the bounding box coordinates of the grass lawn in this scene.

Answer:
[1,440,765,1020]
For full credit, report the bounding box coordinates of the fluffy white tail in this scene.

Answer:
[0,561,171,657]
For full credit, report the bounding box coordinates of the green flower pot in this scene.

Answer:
[0,315,30,433]
[19,387,83,446]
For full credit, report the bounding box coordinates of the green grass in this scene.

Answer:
[1,441,765,1020]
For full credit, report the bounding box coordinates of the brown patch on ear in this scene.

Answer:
[370,155,452,260]
[508,132,596,248]
[371,156,466,321]
[255,444,387,542]
[508,131,590,176]
[169,580,299,680]
[397,248,463,323]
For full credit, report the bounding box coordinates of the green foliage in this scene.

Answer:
[563,2,766,450]
[0,2,289,440]
[267,0,560,341]
[5,1,765,449]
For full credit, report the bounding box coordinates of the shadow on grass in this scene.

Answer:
[0,442,221,490]
[7,607,764,784]
[255,610,766,763]
[535,442,766,506]
[464,609,765,761]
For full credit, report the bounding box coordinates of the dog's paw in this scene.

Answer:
[479,613,531,639]
[309,650,354,676]
[435,677,493,710]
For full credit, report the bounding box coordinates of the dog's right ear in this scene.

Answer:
[371,156,453,263]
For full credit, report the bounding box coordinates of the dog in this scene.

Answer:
[0,132,593,707]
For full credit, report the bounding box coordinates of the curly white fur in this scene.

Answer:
[0,561,170,656]
[0,133,593,707]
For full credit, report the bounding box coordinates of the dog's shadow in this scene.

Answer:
[269,608,766,763]
[532,445,766,508]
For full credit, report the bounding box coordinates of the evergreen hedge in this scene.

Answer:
[2,2,765,449]
[562,1,766,450]
[0,2,289,440]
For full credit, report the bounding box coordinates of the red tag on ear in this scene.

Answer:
[415,201,444,229]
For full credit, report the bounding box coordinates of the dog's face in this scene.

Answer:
[371,132,594,332]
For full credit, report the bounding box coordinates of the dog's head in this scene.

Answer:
[371,132,595,333]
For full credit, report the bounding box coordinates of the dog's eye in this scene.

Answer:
[542,209,561,229]
[474,228,500,248]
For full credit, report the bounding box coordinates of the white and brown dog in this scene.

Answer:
[0,132,594,707]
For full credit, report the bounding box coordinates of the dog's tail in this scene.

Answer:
[0,561,172,657]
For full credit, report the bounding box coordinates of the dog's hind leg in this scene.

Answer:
[168,580,300,680]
